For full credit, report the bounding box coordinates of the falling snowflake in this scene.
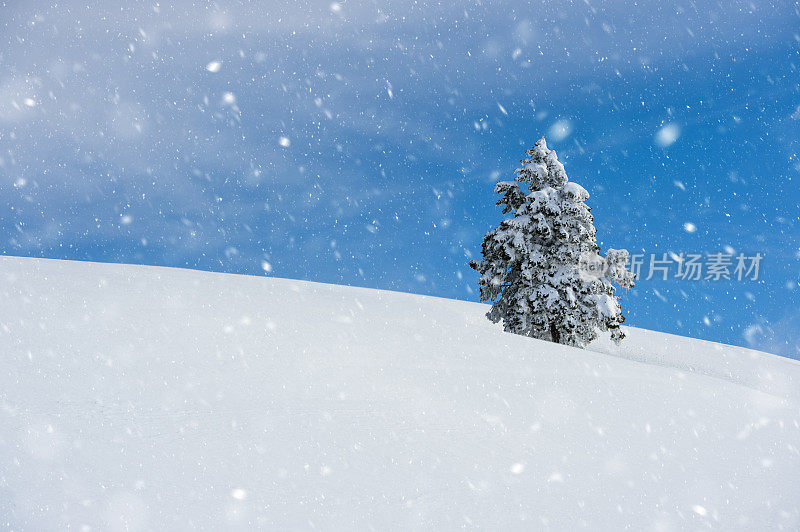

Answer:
[548,119,572,141]
[655,123,680,147]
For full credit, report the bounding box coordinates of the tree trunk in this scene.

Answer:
[549,322,561,344]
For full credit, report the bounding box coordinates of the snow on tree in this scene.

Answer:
[469,137,635,347]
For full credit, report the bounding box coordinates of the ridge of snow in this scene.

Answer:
[590,326,800,403]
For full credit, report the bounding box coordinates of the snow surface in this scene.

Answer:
[1,256,799,530]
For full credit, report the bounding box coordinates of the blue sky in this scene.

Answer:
[1,0,799,357]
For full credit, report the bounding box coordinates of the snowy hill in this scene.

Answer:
[2,257,799,530]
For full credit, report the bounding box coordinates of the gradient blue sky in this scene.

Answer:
[1,0,799,357]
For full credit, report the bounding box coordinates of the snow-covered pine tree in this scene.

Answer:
[469,137,635,347]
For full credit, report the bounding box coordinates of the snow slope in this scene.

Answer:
[1,257,799,530]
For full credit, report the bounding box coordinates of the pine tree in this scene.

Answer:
[469,137,635,347]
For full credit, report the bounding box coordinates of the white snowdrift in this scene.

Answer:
[1,257,798,530]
